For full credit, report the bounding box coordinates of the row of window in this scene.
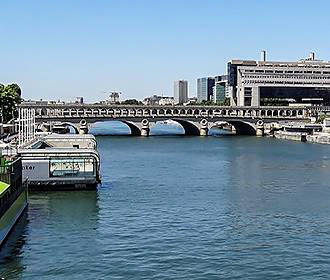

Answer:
[243,75,330,80]
[244,69,330,74]
[242,80,330,85]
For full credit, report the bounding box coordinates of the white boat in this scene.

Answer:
[18,134,101,190]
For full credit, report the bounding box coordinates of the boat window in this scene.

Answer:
[49,157,96,177]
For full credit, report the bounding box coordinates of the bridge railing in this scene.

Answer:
[18,104,317,120]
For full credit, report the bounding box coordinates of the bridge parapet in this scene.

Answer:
[19,104,312,120]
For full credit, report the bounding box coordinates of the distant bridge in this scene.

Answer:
[19,104,315,136]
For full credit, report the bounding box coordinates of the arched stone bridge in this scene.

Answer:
[19,104,312,136]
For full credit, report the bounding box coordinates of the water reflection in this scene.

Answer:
[1,191,100,279]
[0,211,29,279]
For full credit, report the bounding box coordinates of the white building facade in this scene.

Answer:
[228,52,330,106]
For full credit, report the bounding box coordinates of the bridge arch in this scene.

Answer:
[227,120,256,135]
[121,121,141,136]
[60,122,80,134]
[172,119,200,136]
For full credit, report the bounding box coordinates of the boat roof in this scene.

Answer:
[0,181,10,197]
[44,134,96,140]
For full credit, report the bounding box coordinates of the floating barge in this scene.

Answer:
[19,134,101,190]
[0,157,28,248]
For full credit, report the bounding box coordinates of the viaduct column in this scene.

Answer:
[141,119,150,137]
[256,120,264,137]
[79,119,89,135]
[251,87,260,106]
[200,119,208,136]
[40,123,51,132]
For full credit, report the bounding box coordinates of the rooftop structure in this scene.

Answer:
[108,91,121,104]
[75,97,84,104]
[143,95,174,106]
[228,51,330,106]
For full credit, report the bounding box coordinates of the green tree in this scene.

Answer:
[0,83,22,123]
[121,99,143,105]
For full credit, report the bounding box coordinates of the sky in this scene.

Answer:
[1,0,330,102]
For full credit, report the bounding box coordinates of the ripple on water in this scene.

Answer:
[2,136,330,279]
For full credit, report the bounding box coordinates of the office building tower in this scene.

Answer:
[197,77,215,102]
[174,80,188,104]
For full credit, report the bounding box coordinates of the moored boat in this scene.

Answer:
[0,157,28,248]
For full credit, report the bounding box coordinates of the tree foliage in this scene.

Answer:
[121,99,143,105]
[197,98,231,106]
[0,83,22,123]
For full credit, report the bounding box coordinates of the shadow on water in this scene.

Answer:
[0,210,29,279]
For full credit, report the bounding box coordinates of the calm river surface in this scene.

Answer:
[2,126,330,279]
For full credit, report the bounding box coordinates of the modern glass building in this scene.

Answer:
[213,82,226,103]
[197,77,215,102]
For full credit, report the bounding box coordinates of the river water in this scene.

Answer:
[2,124,330,279]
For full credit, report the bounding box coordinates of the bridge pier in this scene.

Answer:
[200,119,208,136]
[79,119,89,135]
[141,127,150,137]
[39,123,51,133]
[256,120,264,137]
[141,119,150,137]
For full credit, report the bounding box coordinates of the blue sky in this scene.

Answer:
[1,0,330,102]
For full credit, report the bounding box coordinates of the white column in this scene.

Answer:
[251,87,260,107]
[18,108,21,146]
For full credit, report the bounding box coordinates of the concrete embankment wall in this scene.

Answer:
[274,131,306,142]
[306,133,330,144]
[274,131,330,145]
